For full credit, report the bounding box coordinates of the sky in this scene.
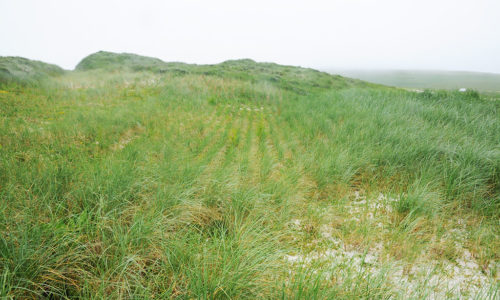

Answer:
[1,0,499,73]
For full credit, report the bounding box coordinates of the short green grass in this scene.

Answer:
[0,52,498,299]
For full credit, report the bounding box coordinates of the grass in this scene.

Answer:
[0,56,65,86]
[0,52,498,299]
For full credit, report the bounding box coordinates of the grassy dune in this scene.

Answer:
[0,53,499,299]
[0,56,65,85]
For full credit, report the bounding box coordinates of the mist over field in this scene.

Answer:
[324,69,500,92]
[1,0,500,73]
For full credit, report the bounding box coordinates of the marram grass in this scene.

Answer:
[0,54,498,299]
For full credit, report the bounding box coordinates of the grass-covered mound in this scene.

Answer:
[0,56,65,86]
[75,51,175,72]
[76,51,371,93]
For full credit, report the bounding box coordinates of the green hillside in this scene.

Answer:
[76,51,375,93]
[75,51,176,72]
[0,53,498,299]
[0,56,65,85]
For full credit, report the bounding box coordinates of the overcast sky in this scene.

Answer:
[1,0,499,73]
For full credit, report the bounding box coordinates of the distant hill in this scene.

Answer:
[0,56,65,85]
[324,69,500,92]
[76,51,375,93]
[75,51,182,72]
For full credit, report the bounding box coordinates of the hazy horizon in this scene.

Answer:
[2,0,499,73]
[324,68,500,75]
